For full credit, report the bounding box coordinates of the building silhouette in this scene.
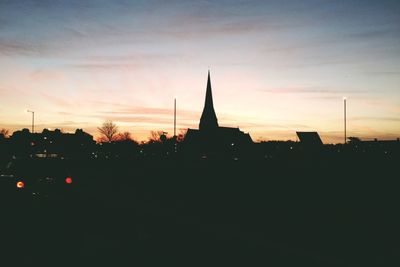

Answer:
[199,71,219,131]
[184,71,252,157]
[10,128,95,159]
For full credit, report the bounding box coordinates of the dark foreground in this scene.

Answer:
[1,156,399,266]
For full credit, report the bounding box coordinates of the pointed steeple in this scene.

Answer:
[199,70,219,131]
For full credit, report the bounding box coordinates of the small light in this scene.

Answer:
[16,181,25,188]
[65,177,73,184]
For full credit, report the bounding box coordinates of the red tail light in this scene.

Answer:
[65,177,73,184]
[16,181,25,188]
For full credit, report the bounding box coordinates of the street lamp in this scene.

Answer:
[26,110,35,133]
[343,97,347,144]
[174,97,177,137]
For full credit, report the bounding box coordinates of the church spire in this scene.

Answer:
[199,70,219,131]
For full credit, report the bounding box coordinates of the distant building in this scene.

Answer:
[10,128,95,159]
[346,137,400,155]
[184,71,253,157]
[296,132,323,147]
[296,131,324,154]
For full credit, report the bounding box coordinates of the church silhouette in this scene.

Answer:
[184,71,253,157]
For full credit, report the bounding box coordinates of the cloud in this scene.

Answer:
[83,53,184,63]
[0,38,47,56]
[87,101,196,116]
[0,0,297,58]
[363,71,400,76]
[157,17,287,40]
[92,106,200,124]
[68,62,140,71]
[350,116,400,122]
[258,86,376,102]
[346,27,400,41]
[30,69,65,81]
[56,111,75,116]
[67,53,188,70]
[93,115,174,125]
[39,91,72,108]
[52,120,91,126]
[259,86,366,95]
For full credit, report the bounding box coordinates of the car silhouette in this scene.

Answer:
[0,158,76,199]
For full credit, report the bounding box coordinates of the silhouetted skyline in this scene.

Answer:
[0,1,399,143]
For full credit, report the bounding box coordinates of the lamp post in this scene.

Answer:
[173,97,178,153]
[174,97,177,138]
[343,97,347,144]
[27,110,35,133]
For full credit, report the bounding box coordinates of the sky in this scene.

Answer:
[0,0,399,143]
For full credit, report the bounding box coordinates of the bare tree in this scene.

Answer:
[98,120,118,142]
[116,131,134,141]
[148,130,165,143]
[348,136,361,143]
[0,128,10,138]
[176,129,187,142]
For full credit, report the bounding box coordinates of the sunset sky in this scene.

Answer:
[0,0,399,143]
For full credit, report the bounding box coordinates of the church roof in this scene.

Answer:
[185,127,253,145]
[184,71,253,151]
[296,131,323,146]
[199,71,218,130]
